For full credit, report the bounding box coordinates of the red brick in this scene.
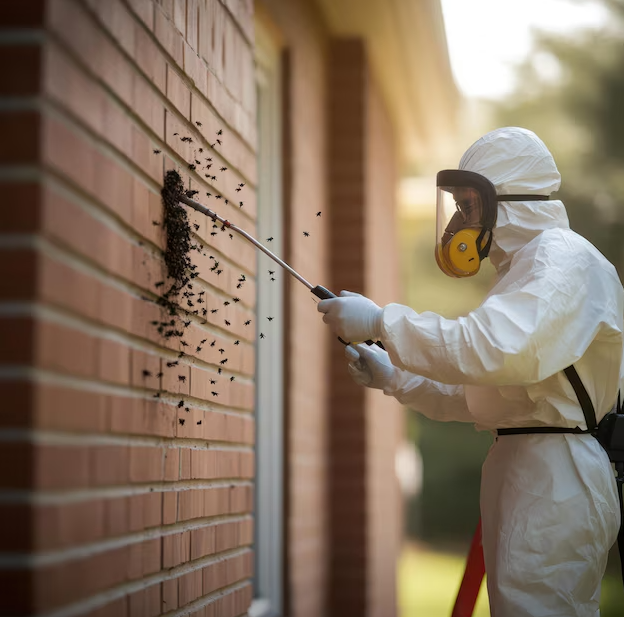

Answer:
[229,485,252,514]
[35,499,105,550]
[83,597,128,617]
[174,0,187,34]
[189,366,208,400]
[163,531,190,568]
[178,568,202,607]
[198,0,213,67]
[0,570,32,614]
[0,111,40,164]
[129,446,164,483]
[0,503,32,552]
[101,96,133,157]
[176,405,205,439]
[38,255,100,321]
[41,189,105,270]
[35,320,98,379]
[135,23,166,92]
[221,0,253,44]
[133,75,165,138]
[128,0,154,30]
[178,487,205,520]
[48,0,98,69]
[163,490,177,524]
[92,150,133,223]
[0,318,35,366]
[128,491,163,532]
[154,6,184,67]
[0,45,41,95]
[0,250,37,300]
[210,1,225,79]
[130,348,161,389]
[190,94,257,186]
[164,447,180,480]
[128,538,162,579]
[204,487,229,518]
[98,338,131,385]
[190,525,215,559]
[98,37,134,106]
[90,445,129,486]
[162,361,190,395]
[159,0,175,20]
[186,0,199,50]
[0,183,41,232]
[105,494,129,537]
[99,284,133,333]
[234,584,253,615]
[183,40,207,95]
[202,560,224,594]
[0,1,45,26]
[109,395,141,435]
[95,0,135,56]
[132,180,166,247]
[180,447,191,480]
[43,42,105,134]
[128,583,161,617]
[166,65,191,119]
[163,577,179,611]
[42,115,96,193]
[35,444,90,490]
[0,381,36,428]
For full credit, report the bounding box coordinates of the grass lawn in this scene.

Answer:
[398,543,490,617]
[398,544,622,617]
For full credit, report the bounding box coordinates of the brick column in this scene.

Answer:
[327,38,369,617]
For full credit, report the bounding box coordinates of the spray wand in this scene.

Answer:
[171,185,383,350]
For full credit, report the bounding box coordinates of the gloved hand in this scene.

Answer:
[317,290,383,342]
[345,343,400,391]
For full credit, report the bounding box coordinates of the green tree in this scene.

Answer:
[495,0,624,276]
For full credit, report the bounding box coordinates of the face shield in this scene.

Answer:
[435,170,499,278]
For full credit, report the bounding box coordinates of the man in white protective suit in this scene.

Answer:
[317,127,624,616]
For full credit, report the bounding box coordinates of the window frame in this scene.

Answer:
[250,18,284,617]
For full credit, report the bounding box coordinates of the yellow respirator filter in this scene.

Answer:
[435,228,487,278]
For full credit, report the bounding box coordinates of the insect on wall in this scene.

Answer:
[148,116,323,418]
[145,126,262,419]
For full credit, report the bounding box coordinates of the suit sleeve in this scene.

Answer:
[380,236,623,387]
[385,372,473,422]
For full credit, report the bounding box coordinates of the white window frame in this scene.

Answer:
[250,19,284,617]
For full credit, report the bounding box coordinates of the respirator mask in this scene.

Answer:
[435,169,549,278]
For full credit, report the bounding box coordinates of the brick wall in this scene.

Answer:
[365,67,403,617]
[1,1,257,615]
[327,38,403,617]
[327,38,369,617]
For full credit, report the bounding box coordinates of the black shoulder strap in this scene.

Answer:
[564,366,624,592]
[563,365,598,433]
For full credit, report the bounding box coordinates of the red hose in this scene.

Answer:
[451,519,486,617]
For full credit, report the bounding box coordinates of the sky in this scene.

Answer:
[440,0,610,100]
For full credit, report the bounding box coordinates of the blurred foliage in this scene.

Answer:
[495,0,624,277]
[398,216,494,547]
[398,544,622,617]
[398,544,490,617]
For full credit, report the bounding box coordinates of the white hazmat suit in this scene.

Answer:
[328,128,624,615]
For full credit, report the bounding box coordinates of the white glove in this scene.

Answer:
[345,343,401,391]
[317,290,383,342]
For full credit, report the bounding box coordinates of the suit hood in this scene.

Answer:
[459,127,570,272]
